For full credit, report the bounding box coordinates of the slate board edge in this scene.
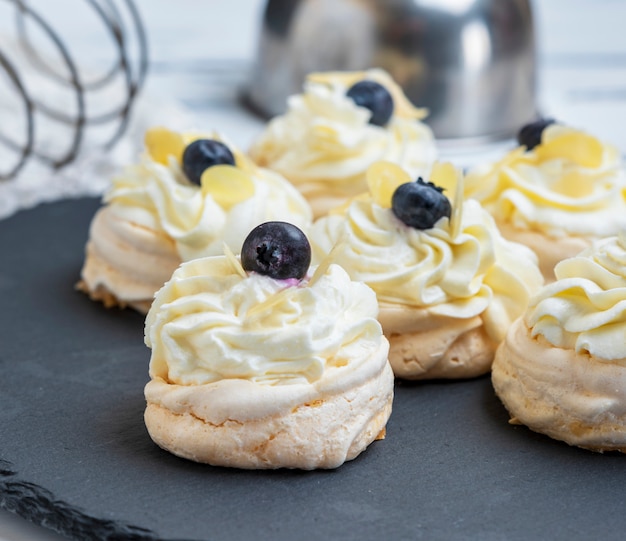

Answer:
[0,457,188,541]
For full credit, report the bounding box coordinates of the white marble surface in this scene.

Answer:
[1,0,625,539]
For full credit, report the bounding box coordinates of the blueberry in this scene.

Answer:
[391,178,451,230]
[182,139,236,185]
[241,222,311,281]
[517,118,556,150]
[346,80,394,127]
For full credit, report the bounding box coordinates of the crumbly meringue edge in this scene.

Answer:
[492,317,626,453]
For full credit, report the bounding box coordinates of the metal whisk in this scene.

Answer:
[0,0,148,181]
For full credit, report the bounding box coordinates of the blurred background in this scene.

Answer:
[0,0,625,207]
[1,1,626,170]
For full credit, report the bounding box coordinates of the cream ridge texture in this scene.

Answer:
[465,124,626,281]
[79,129,312,313]
[144,257,394,469]
[310,164,544,379]
[492,232,626,452]
[248,69,437,218]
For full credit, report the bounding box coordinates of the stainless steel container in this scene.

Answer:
[246,0,537,142]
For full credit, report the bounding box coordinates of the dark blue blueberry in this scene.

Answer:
[517,118,556,150]
[182,139,236,185]
[241,222,311,281]
[391,178,451,230]
[346,80,394,127]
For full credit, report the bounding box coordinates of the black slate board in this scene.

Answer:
[1,198,625,541]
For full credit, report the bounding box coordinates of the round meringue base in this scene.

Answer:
[144,347,394,469]
[388,326,497,380]
[79,206,181,314]
[492,318,626,453]
[76,279,152,314]
[378,304,498,380]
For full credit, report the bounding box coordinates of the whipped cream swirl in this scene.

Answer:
[465,125,626,238]
[106,137,311,261]
[311,198,543,342]
[249,69,436,208]
[527,231,626,360]
[145,258,383,386]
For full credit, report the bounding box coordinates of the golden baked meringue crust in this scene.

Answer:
[143,258,394,469]
[492,319,626,453]
[493,232,626,452]
[79,130,312,312]
[145,341,393,470]
[79,205,180,313]
[378,304,497,379]
[310,193,543,379]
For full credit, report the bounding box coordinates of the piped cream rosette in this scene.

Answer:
[465,124,626,281]
[248,69,436,218]
[492,231,626,453]
[143,255,394,469]
[310,162,544,379]
[79,128,312,312]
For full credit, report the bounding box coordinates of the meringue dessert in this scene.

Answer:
[78,127,312,313]
[310,162,544,380]
[492,231,626,453]
[249,69,436,218]
[465,119,626,281]
[143,222,394,469]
